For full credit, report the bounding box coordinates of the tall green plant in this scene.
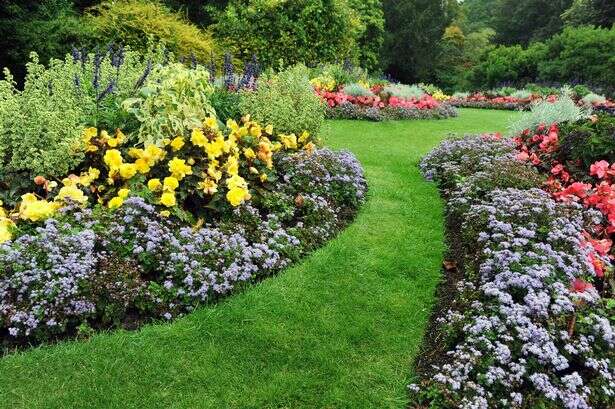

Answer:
[240,65,325,137]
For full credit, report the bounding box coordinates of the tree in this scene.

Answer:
[562,0,615,28]
[494,0,572,45]
[347,0,385,72]
[382,0,457,83]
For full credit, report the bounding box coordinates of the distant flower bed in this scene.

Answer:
[413,117,615,407]
[0,48,367,350]
[307,65,456,121]
[450,88,615,115]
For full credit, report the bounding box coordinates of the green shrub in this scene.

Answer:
[0,54,85,183]
[343,83,374,97]
[209,88,242,125]
[538,26,615,92]
[383,84,425,99]
[581,92,607,105]
[0,1,96,83]
[87,0,218,63]
[123,63,216,145]
[509,91,591,134]
[471,42,547,88]
[211,0,361,70]
[240,65,325,137]
[347,0,385,72]
[558,114,615,170]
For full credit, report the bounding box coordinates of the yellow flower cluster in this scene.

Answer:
[6,115,316,234]
[0,201,14,243]
[310,76,336,92]
[432,90,451,102]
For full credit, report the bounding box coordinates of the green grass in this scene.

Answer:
[0,109,518,409]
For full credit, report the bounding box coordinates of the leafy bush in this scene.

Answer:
[383,84,425,99]
[123,63,216,145]
[510,92,592,134]
[240,65,325,136]
[0,46,167,201]
[342,83,374,97]
[558,114,615,170]
[0,0,96,83]
[0,55,85,183]
[510,89,532,99]
[538,26,615,92]
[209,88,242,124]
[87,0,218,63]
[581,93,607,105]
[210,0,361,69]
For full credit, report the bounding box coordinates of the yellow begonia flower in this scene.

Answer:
[244,148,256,160]
[119,163,138,179]
[104,149,123,170]
[260,173,268,182]
[135,159,151,174]
[191,128,207,147]
[160,192,177,207]
[226,156,239,176]
[226,186,251,207]
[145,145,165,163]
[170,137,185,151]
[19,194,57,222]
[82,127,97,144]
[108,196,124,209]
[80,167,100,186]
[299,131,310,144]
[168,158,193,180]
[304,142,316,155]
[57,185,88,204]
[249,124,262,138]
[208,164,223,181]
[280,134,298,150]
[118,188,130,199]
[204,117,218,130]
[265,124,273,135]
[197,178,218,195]
[148,178,162,192]
[206,137,225,160]
[0,218,14,243]
[163,176,179,191]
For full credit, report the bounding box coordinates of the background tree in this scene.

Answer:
[382,0,457,83]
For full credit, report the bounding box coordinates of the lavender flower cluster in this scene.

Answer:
[449,100,530,111]
[415,136,615,408]
[0,149,366,347]
[326,103,458,122]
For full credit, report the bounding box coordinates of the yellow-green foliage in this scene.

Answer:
[123,63,216,145]
[240,65,325,137]
[87,0,218,62]
[212,0,361,69]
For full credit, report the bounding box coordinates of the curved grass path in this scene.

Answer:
[0,109,517,409]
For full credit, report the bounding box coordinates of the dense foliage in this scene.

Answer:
[211,0,362,69]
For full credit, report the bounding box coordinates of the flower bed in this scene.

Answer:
[450,91,615,115]
[308,68,457,121]
[413,130,615,408]
[0,49,367,350]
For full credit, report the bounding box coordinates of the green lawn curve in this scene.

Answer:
[0,109,519,409]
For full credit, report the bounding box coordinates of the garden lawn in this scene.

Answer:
[0,109,517,409]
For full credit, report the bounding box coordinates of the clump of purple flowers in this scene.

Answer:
[414,135,615,408]
[326,102,458,121]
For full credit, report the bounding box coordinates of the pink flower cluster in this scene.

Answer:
[315,89,441,110]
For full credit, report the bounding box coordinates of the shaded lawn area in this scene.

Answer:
[0,109,517,409]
